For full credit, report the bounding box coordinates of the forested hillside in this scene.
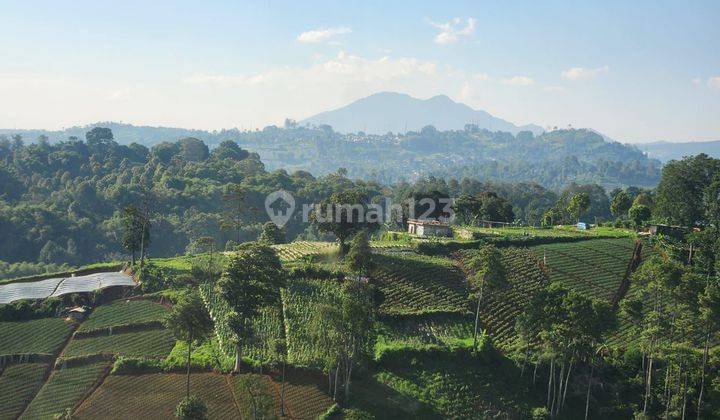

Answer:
[1,123,661,188]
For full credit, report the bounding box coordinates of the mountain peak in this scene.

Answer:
[300,91,542,135]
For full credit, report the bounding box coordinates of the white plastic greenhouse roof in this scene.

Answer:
[0,272,135,304]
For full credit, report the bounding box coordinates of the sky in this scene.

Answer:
[0,0,719,142]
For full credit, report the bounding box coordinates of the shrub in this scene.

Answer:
[110,357,164,375]
[175,395,208,420]
[0,297,64,321]
[137,263,171,293]
[531,407,550,420]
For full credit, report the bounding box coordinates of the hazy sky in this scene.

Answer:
[1,0,719,142]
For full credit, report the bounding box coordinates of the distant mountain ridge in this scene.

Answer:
[299,91,544,135]
[637,140,720,162]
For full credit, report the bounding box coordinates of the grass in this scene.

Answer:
[0,362,49,419]
[371,254,469,316]
[463,225,636,239]
[77,299,169,332]
[0,318,76,355]
[74,372,239,419]
[20,361,111,419]
[63,328,176,359]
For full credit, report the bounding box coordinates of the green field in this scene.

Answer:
[199,282,284,363]
[0,362,49,419]
[371,254,469,316]
[376,313,474,354]
[271,241,338,261]
[458,247,549,350]
[20,361,111,419]
[530,238,635,303]
[77,299,169,332]
[75,372,238,419]
[0,318,76,356]
[281,277,343,368]
[63,328,175,359]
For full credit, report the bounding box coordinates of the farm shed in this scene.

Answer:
[648,224,688,239]
[407,219,453,237]
[68,306,89,321]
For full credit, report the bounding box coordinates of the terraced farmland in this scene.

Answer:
[371,254,468,316]
[459,247,548,350]
[62,328,175,359]
[281,278,343,367]
[0,318,76,356]
[271,241,337,261]
[377,313,474,350]
[199,282,284,363]
[75,373,239,419]
[20,361,111,419]
[77,299,169,332]
[530,238,636,303]
[0,362,49,419]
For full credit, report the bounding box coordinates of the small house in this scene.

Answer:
[67,306,88,321]
[576,222,588,230]
[407,219,453,237]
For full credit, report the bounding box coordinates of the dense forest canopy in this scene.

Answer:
[1,122,661,189]
[0,126,713,278]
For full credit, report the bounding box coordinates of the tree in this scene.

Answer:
[236,375,276,419]
[217,243,286,372]
[697,281,720,418]
[567,193,591,222]
[655,154,720,227]
[312,189,376,253]
[345,230,373,278]
[221,184,245,244]
[164,292,214,398]
[178,137,209,162]
[610,191,633,218]
[314,281,376,402]
[629,204,651,228]
[175,395,208,420]
[122,205,149,264]
[465,245,506,348]
[258,222,285,245]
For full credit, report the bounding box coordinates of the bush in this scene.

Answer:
[531,407,550,420]
[111,357,164,375]
[175,395,208,420]
[137,263,171,293]
[0,297,64,321]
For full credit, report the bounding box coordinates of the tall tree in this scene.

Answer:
[345,230,373,278]
[221,184,245,245]
[568,192,591,223]
[164,292,214,399]
[312,189,376,253]
[610,190,633,218]
[464,245,507,349]
[122,205,149,264]
[217,243,286,372]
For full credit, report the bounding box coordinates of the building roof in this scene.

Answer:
[407,218,450,227]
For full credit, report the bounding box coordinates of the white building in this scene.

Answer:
[406,219,453,237]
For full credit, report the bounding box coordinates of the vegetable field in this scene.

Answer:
[459,247,548,350]
[0,362,49,419]
[199,282,284,363]
[0,318,75,356]
[281,278,343,368]
[62,328,175,359]
[77,300,168,332]
[271,241,337,261]
[530,238,635,303]
[371,254,468,316]
[74,373,238,420]
[20,361,111,419]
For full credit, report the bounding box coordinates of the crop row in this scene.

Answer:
[77,299,169,332]
[371,254,469,316]
[530,239,635,303]
[20,361,111,419]
[0,318,76,356]
[199,283,284,363]
[62,328,175,359]
[0,362,49,419]
[281,278,343,368]
[457,247,549,350]
[271,241,337,262]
